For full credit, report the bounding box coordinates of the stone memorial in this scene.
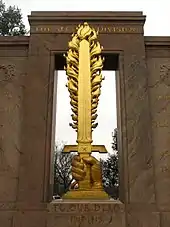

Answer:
[0,11,170,227]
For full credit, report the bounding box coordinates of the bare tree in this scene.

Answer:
[101,128,119,199]
[53,144,74,196]
[112,128,118,151]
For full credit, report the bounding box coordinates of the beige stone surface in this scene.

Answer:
[0,211,14,227]
[47,201,125,227]
[13,211,46,227]
[0,176,18,201]
[0,57,27,204]
[147,57,170,209]
[127,211,160,227]
[0,11,170,227]
[161,212,170,227]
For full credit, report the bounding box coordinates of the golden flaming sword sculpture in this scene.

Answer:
[62,22,108,199]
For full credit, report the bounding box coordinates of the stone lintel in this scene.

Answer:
[145,36,170,47]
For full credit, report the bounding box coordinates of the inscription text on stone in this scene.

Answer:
[33,25,138,34]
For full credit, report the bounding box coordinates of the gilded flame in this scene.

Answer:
[64,22,104,132]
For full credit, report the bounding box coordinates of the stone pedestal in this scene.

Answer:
[47,200,125,227]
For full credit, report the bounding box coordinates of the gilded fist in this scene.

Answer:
[71,155,103,189]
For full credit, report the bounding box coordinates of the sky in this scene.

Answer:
[55,70,116,156]
[5,0,170,155]
[5,0,170,36]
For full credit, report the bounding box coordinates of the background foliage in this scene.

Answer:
[0,0,26,36]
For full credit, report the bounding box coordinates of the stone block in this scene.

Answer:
[161,212,170,227]
[0,211,14,227]
[127,211,160,227]
[13,211,46,227]
[47,200,125,227]
[0,176,17,201]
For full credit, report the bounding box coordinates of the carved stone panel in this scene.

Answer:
[47,201,125,227]
[0,60,26,201]
[160,64,170,87]
[147,58,170,209]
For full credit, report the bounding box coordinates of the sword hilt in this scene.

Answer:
[79,153,91,190]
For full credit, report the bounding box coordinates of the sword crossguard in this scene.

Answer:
[63,144,107,154]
